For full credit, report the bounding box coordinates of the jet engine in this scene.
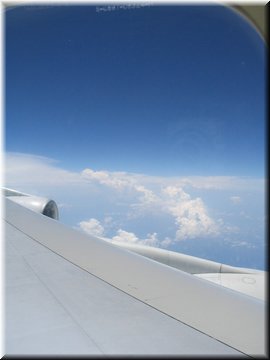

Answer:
[3,188,59,220]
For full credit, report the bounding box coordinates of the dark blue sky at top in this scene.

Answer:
[5,4,266,176]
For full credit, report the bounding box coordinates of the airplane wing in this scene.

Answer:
[3,189,266,356]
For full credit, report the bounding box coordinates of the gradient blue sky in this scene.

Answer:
[5,4,265,176]
[4,4,266,270]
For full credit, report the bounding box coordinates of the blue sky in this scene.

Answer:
[4,4,266,269]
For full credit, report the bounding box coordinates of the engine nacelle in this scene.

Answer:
[5,191,59,220]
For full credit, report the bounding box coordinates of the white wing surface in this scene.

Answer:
[3,191,266,356]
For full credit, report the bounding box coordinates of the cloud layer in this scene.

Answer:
[80,168,221,244]
[4,152,265,258]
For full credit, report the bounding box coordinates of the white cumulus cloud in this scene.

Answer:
[111,229,170,247]
[163,186,220,241]
[112,229,139,244]
[78,218,105,237]
[81,168,132,190]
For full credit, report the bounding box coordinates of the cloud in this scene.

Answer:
[163,186,220,241]
[4,152,264,250]
[77,219,171,248]
[81,168,132,190]
[78,218,105,237]
[77,182,221,245]
[230,196,242,204]
[133,185,158,204]
[111,229,171,248]
[162,185,190,200]
[82,168,158,206]
[112,229,139,244]
[3,153,223,243]
[180,176,264,191]
[6,153,264,193]
[5,152,83,187]
[231,240,256,249]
